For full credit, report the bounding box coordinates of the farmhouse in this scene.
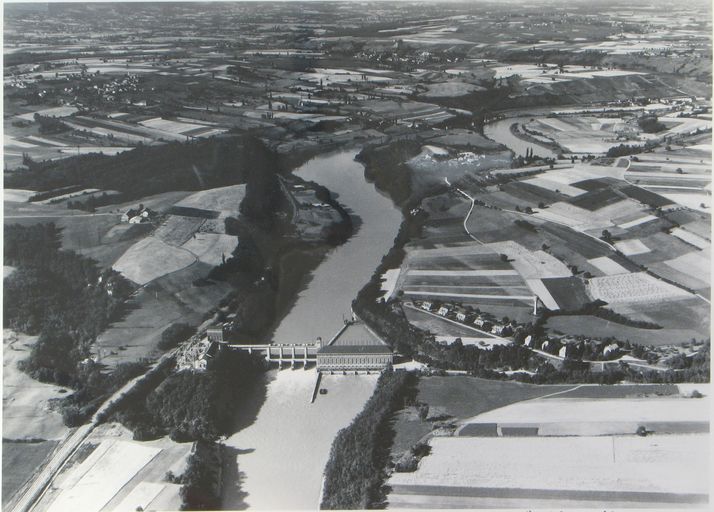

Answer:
[420,301,433,311]
[437,306,449,317]
[121,206,155,223]
[317,321,393,373]
[474,317,493,331]
[603,342,620,358]
[491,324,513,336]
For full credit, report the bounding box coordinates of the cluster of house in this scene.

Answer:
[121,205,156,224]
[525,335,622,361]
[419,301,514,337]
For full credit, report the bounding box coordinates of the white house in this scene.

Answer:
[603,343,620,357]
[437,306,449,317]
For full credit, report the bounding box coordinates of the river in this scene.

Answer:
[271,148,403,344]
[484,116,559,159]
[222,148,402,510]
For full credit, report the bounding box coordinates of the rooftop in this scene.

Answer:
[318,344,393,355]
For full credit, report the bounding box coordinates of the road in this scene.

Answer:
[444,177,484,244]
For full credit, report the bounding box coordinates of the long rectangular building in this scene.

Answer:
[316,320,393,372]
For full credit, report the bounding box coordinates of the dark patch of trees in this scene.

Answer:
[321,371,418,509]
[179,440,224,510]
[158,323,197,351]
[5,137,246,204]
[356,140,422,206]
[34,113,69,134]
[4,223,146,424]
[111,350,265,442]
[637,114,666,134]
[606,144,644,158]
[239,136,282,227]
[4,223,132,380]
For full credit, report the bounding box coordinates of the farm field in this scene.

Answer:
[390,376,573,457]
[387,434,709,509]
[44,440,162,512]
[403,306,501,338]
[2,440,60,507]
[614,298,711,338]
[113,236,197,285]
[524,115,630,154]
[37,424,189,512]
[93,265,231,367]
[398,244,536,311]
[389,377,709,509]
[181,233,238,266]
[2,330,70,441]
[587,272,693,304]
[544,383,681,399]
[460,396,709,428]
[540,277,592,310]
[546,315,704,345]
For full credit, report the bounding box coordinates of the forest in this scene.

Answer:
[3,223,149,424]
[109,349,265,442]
[6,136,246,202]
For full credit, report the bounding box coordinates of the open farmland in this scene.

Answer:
[389,435,708,509]
[36,424,189,512]
[524,115,632,154]
[390,376,573,457]
[398,244,536,310]
[2,330,70,441]
[546,315,706,345]
[112,236,196,285]
[388,388,710,509]
[587,272,693,304]
[459,395,709,433]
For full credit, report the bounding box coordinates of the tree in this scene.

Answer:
[158,323,196,351]
[239,136,282,224]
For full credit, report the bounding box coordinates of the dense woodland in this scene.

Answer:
[5,136,246,201]
[321,371,418,510]
[3,223,149,424]
[109,349,265,442]
[239,136,283,227]
[176,440,224,511]
[357,140,422,206]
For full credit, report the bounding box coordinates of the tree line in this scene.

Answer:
[321,370,418,509]
[3,223,151,424]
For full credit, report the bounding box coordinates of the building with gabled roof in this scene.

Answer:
[317,320,393,372]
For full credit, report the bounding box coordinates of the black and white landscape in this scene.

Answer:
[2,1,711,510]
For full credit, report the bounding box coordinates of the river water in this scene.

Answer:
[270,148,403,344]
[222,149,400,510]
[484,116,558,159]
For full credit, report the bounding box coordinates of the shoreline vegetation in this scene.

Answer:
[321,370,417,510]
